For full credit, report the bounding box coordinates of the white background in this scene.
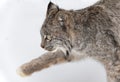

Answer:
[0,0,107,82]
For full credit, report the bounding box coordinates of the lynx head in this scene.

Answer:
[40,2,74,52]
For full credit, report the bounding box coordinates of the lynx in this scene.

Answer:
[17,0,120,82]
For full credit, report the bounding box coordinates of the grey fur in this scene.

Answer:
[17,0,120,82]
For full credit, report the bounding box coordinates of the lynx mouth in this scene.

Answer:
[45,46,56,51]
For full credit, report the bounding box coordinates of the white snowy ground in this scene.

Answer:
[0,0,107,82]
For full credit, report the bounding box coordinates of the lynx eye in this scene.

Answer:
[44,35,52,41]
[43,35,47,39]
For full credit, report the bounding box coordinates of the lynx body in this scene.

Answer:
[18,0,120,82]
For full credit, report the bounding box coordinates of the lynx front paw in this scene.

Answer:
[16,67,28,77]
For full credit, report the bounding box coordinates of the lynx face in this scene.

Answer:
[40,2,73,52]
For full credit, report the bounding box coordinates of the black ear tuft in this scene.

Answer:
[48,2,55,10]
[47,2,59,15]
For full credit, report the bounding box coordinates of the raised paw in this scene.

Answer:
[16,67,29,77]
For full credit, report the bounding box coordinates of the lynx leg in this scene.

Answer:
[106,70,119,82]
[17,50,69,77]
[107,75,116,82]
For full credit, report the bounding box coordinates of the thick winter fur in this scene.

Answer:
[17,0,120,82]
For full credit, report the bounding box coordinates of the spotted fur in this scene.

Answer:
[18,0,120,82]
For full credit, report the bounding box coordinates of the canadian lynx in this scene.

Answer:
[17,0,120,82]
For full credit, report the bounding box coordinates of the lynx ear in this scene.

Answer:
[47,2,59,15]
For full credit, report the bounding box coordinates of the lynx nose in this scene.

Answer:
[41,44,45,48]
